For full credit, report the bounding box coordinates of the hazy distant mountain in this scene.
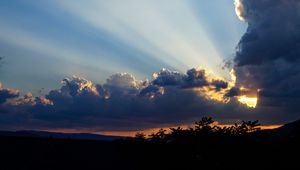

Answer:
[0,130,125,141]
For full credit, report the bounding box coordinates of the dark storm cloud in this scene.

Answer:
[235,0,300,66]
[233,0,300,122]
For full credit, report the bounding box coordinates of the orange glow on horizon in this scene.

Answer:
[44,123,282,137]
[259,125,282,130]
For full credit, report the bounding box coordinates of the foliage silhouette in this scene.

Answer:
[149,128,167,143]
[1,117,300,170]
[134,117,262,143]
[134,132,146,142]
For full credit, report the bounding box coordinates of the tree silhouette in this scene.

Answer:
[232,120,261,135]
[134,132,146,142]
[149,128,167,143]
[134,117,262,144]
[195,117,214,129]
[241,120,261,133]
[168,126,193,143]
[194,117,217,134]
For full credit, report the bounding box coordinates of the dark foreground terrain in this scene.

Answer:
[1,118,300,170]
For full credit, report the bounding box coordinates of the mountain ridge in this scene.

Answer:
[0,130,125,141]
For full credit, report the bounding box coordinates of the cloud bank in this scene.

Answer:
[1,0,300,132]
[233,0,300,123]
[0,68,255,131]
[0,83,19,104]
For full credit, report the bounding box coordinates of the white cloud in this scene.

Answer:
[234,0,247,21]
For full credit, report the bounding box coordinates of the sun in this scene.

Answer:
[238,95,258,108]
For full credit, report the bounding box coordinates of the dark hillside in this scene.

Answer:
[1,119,300,170]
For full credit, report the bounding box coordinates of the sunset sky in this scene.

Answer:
[1,0,300,135]
[0,0,246,93]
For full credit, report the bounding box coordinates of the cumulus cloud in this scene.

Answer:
[234,0,247,21]
[0,83,19,104]
[61,76,100,96]
[2,0,300,131]
[151,68,211,88]
[211,80,228,92]
[7,93,53,106]
[0,68,257,131]
[184,68,209,88]
[235,0,300,66]
[225,87,240,97]
[104,73,148,97]
[152,68,184,86]
[139,85,164,98]
[232,0,300,122]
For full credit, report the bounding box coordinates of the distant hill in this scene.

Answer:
[1,120,300,169]
[268,119,300,139]
[0,130,125,141]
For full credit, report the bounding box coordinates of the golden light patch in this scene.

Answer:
[238,95,257,108]
[259,125,282,130]
[214,123,282,130]
[229,69,236,87]
[196,86,228,102]
[99,124,281,137]
[190,68,234,103]
[234,0,246,21]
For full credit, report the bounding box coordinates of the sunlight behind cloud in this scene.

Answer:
[238,95,257,108]
[234,0,246,21]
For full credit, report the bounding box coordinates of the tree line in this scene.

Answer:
[131,117,261,143]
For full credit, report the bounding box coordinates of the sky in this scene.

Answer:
[1,0,300,135]
[0,0,246,94]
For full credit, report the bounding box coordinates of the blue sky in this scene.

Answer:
[1,0,300,132]
[0,0,246,94]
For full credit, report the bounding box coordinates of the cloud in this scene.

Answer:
[7,93,48,106]
[234,0,247,21]
[104,73,148,97]
[211,79,228,92]
[0,68,256,131]
[152,68,210,88]
[0,83,19,104]
[139,85,164,98]
[2,0,300,131]
[184,68,209,88]
[152,68,184,86]
[225,87,240,97]
[232,0,300,122]
[235,0,300,66]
